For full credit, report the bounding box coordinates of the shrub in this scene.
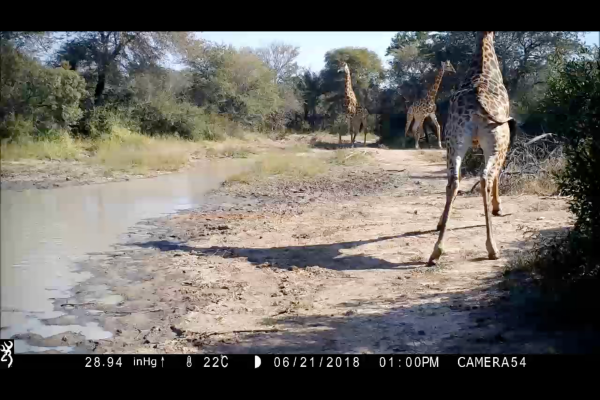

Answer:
[543,50,600,244]
[1,43,88,140]
[505,47,600,330]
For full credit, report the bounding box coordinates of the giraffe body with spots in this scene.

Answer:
[405,60,456,149]
[339,62,369,147]
[428,31,517,266]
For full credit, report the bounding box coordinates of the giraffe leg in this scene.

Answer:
[413,119,422,149]
[349,115,355,148]
[491,174,503,216]
[405,113,414,147]
[429,113,443,149]
[479,124,510,259]
[341,116,349,147]
[429,125,470,266]
[363,118,367,146]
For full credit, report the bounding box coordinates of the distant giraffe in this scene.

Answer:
[405,60,456,149]
[338,62,369,147]
[428,31,517,266]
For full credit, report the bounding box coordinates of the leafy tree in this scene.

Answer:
[1,42,88,139]
[321,47,384,119]
[187,45,281,127]
[54,31,197,105]
[296,69,323,129]
[0,31,53,56]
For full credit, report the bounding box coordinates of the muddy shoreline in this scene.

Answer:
[11,147,590,354]
[0,159,198,191]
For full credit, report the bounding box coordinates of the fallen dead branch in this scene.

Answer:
[467,131,564,195]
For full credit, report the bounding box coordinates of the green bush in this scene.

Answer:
[1,43,88,140]
[543,50,600,245]
[506,48,600,330]
[131,95,209,140]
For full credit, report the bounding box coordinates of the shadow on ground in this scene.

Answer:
[121,222,600,354]
[177,277,597,354]
[131,225,485,272]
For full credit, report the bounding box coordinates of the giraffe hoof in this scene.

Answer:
[492,209,503,217]
[428,245,443,265]
[486,241,500,260]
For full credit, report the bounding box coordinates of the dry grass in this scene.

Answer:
[91,127,202,173]
[464,134,566,197]
[205,142,257,159]
[418,150,446,164]
[500,156,564,196]
[329,149,371,166]
[227,151,329,184]
[1,130,83,161]
[1,127,338,180]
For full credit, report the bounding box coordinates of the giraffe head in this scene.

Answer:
[442,60,456,74]
[337,61,350,75]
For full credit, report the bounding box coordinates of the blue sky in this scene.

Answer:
[198,31,600,72]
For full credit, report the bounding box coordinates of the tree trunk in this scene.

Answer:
[94,68,106,106]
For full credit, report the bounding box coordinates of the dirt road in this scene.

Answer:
[17,144,574,354]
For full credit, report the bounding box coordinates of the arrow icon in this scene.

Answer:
[255,355,261,368]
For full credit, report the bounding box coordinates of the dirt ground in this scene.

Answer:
[17,141,582,354]
[0,159,176,191]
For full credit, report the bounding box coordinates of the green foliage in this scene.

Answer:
[1,42,89,141]
[53,31,198,105]
[132,95,216,141]
[542,48,600,242]
[318,47,383,134]
[187,45,282,128]
[505,48,600,330]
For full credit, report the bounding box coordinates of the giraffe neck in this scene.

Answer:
[478,31,502,80]
[425,66,445,105]
[344,69,354,98]
[465,31,501,83]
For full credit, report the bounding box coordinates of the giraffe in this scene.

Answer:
[428,31,517,266]
[338,62,369,147]
[404,60,456,149]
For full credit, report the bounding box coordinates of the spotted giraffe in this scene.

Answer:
[338,62,369,147]
[405,60,456,149]
[428,31,517,266]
